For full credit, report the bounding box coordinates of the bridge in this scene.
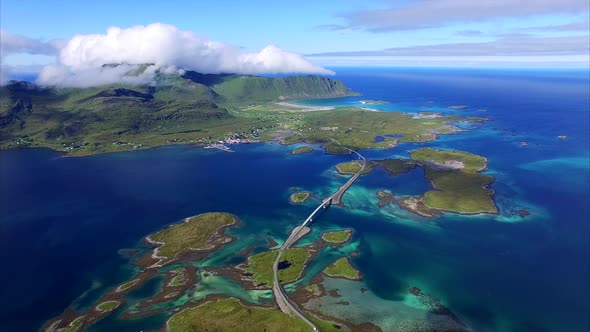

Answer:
[331,148,367,205]
[272,146,367,331]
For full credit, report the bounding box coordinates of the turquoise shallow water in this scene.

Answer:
[0,68,589,331]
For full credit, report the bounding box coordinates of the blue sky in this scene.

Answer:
[1,0,589,83]
[2,0,587,52]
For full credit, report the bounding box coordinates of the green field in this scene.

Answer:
[335,161,372,175]
[334,159,416,177]
[1,71,465,157]
[167,298,311,332]
[0,67,483,159]
[374,159,417,175]
[323,257,360,280]
[95,301,120,312]
[321,229,352,244]
[305,314,348,332]
[322,141,350,155]
[291,146,313,154]
[410,148,497,214]
[299,109,456,149]
[0,72,355,156]
[410,147,487,172]
[245,247,310,286]
[290,192,311,203]
[149,212,236,259]
[422,170,497,213]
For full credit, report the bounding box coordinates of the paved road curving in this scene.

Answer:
[272,145,366,331]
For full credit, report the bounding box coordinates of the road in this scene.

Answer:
[331,148,367,205]
[272,146,366,332]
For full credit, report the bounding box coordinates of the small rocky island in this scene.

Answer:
[358,149,498,217]
[291,146,314,154]
[241,247,311,288]
[410,148,497,214]
[145,212,238,266]
[323,257,361,280]
[321,229,352,244]
[335,161,373,175]
[43,203,472,332]
[290,191,311,203]
[37,106,493,332]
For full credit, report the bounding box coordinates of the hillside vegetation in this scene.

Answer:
[149,212,237,259]
[1,69,470,156]
[0,70,354,155]
[167,298,311,332]
[244,247,310,286]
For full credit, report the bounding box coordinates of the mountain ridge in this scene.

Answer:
[0,70,356,154]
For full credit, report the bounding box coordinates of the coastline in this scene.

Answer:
[42,214,240,331]
[414,155,499,216]
[13,66,588,332]
[359,107,382,112]
[0,105,473,158]
[275,102,335,111]
[139,215,239,269]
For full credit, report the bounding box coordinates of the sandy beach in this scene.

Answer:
[275,102,335,111]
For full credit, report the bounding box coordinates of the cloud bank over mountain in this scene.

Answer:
[3,23,333,87]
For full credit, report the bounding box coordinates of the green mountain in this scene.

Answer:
[207,74,353,103]
[0,70,355,154]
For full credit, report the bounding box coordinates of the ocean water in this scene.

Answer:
[0,68,588,332]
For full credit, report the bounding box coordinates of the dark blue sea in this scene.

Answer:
[1,68,588,332]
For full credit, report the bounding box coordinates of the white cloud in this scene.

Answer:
[523,20,590,32]
[0,30,59,59]
[0,30,60,85]
[308,34,590,68]
[34,23,332,87]
[309,35,590,57]
[37,64,160,88]
[334,0,589,31]
[309,55,590,68]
